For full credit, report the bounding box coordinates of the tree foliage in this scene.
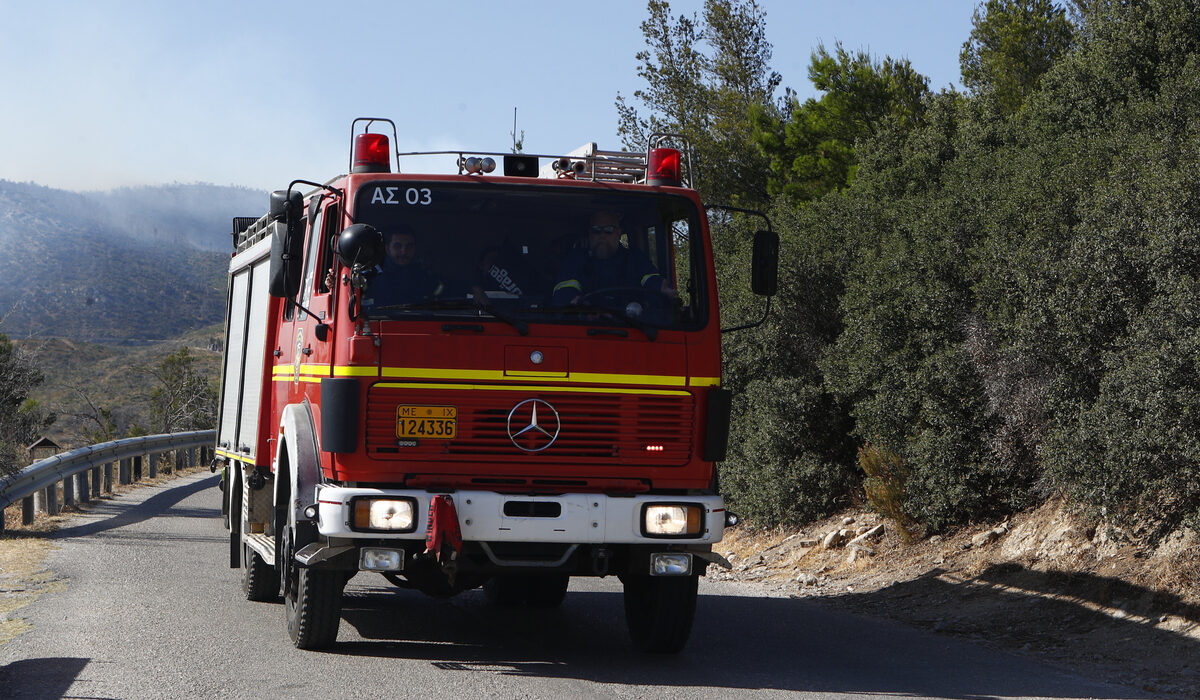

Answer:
[960,0,1075,114]
[616,0,783,205]
[145,347,217,434]
[0,334,55,475]
[753,44,931,201]
[620,0,1200,533]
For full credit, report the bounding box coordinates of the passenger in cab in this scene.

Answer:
[365,227,443,307]
[470,238,541,307]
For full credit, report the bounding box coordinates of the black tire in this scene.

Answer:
[282,525,343,649]
[243,542,279,602]
[526,574,570,609]
[483,575,527,607]
[622,574,698,653]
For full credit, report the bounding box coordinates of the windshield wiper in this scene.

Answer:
[373,300,479,311]
[374,299,528,335]
[478,304,529,335]
[557,304,657,341]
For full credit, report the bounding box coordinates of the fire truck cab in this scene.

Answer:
[215,118,778,652]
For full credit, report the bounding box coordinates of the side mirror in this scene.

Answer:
[267,190,306,298]
[269,190,302,223]
[268,222,304,298]
[335,224,385,269]
[751,230,779,297]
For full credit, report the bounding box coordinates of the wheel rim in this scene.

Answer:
[281,526,296,601]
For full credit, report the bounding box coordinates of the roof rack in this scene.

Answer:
[394,147,649,184]
[232,215,272,254]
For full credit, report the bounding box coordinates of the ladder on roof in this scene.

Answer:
[585,148,647,184]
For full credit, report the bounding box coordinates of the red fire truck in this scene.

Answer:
[215,117,777,652]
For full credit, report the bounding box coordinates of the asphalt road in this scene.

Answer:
[0,472,1153,699]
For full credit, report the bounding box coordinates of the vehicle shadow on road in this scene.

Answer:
[0,657,91,700]
[334,578,1149,699]
[50,473,218,540]
[825,563,1200,698]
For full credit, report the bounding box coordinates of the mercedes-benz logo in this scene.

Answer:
[506,398,561,452]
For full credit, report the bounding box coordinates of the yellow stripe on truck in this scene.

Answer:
[278,364,720,389]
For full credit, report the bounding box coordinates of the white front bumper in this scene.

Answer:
[314,487,725,545]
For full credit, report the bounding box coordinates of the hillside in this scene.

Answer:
[17,326,223,447]
[0,180,265,343]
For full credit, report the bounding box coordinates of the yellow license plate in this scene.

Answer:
[396,405,457,439]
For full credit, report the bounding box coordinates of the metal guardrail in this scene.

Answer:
[0,431,216,525]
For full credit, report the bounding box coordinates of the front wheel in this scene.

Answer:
[281,525,343,649]
[622,574,698,653]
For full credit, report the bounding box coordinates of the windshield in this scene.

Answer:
[355,182,707,331]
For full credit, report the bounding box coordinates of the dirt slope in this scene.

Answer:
[715,499,1200,698]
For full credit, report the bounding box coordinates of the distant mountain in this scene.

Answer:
[0,180,267,343]
[89,183,268,252]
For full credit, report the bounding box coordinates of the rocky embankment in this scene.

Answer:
[713,500,1200,698]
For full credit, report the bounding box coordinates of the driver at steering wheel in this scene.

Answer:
[552,210,675,306]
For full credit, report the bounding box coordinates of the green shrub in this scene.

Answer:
[719,376,856,526]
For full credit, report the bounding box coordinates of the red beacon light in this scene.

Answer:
[352,133,392,174]
[646,147,681,186]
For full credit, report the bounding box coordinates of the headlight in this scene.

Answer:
[352,497,416,532]
[642,504,703,537]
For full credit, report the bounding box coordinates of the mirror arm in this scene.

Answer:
[287,298,329,340]
[721,295,771,334]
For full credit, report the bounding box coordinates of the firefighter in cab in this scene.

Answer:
[364,226,443,307]
[552,210,676,306]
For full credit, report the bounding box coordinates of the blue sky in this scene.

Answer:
[0,1,975,192]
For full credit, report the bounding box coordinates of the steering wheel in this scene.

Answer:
[578,285,660,306]
[577,285,669,322]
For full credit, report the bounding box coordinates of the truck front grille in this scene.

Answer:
[365,385,693,466]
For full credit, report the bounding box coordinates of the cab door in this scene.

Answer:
[293,196,339,389]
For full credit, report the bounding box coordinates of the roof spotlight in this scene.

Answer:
[461,156,484,174]
[552,158,586,178]
[481,157,496,173]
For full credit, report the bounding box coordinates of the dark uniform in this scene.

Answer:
[552,246,663,306]
[365,259,442,307]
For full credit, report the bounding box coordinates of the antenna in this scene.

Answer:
[511,107,525,154]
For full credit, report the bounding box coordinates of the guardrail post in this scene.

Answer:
[104,461,114,492]
[76,471,90,504]
[63,476,75,508]
[148,452,158,479]
[91,466,101,498]
[119,458,131,485]
[187,447,195,468]
[22,495,34,525]
[45,484,59,515]
[133,455,143,482]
